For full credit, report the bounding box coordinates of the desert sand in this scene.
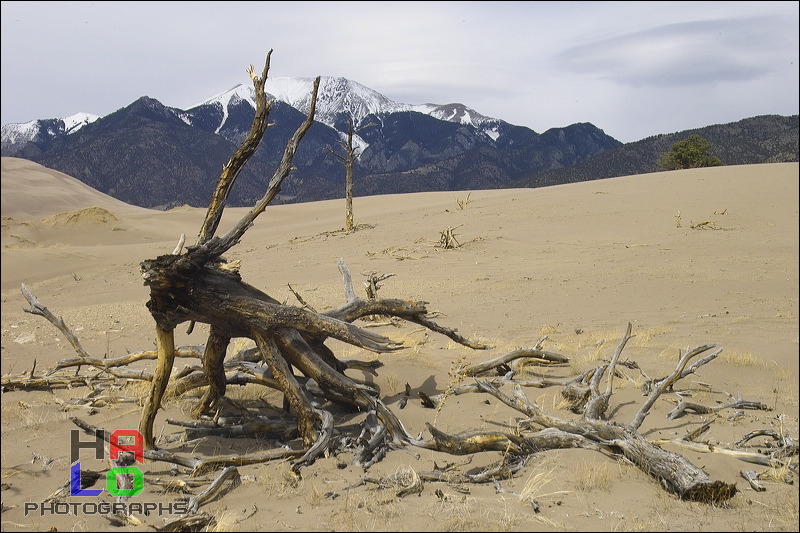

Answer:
[1,156,798,532]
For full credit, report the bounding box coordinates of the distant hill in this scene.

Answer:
[510,115,799,188]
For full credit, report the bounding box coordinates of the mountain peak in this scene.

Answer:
[190,75,498,132]
[410,102,493,127]
[1,112,100,153]
[268,76,406,127]
[191,84,256,113]
[62,112,100,133]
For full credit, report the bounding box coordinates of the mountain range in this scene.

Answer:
[512,114,799,189]
[1,76,796,209]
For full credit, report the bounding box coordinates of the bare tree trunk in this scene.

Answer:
[327,115,374,232]
[345,161,354,232]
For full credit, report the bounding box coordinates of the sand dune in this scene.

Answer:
[1,157,149,220]
[1,158,797,532]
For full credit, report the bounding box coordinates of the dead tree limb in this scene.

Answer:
[186,466,241,513]
[584,322,633,420]
[21,283,91,359]
[15,283,786,505]
[48,347,204,375]
[653,437,798,468]
[196,52,274,246]
[477,381,737,503]
[462,348,569,377]
[139,325,177,448]
[667,396,771,420]
[630,344,719,431]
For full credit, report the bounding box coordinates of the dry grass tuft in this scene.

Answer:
[258,467,306,499]
[1,400,69,430]
[717,348,767,368]
[433,353,469,426]
[341,491,401,531]
[575,458,613,492]
[519,465,570,504]
[207,507,239,532]
[383,373,402,395]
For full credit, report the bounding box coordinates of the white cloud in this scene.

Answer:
[556,16,790,88]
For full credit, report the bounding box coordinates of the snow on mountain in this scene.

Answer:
[412,102,494,127]
[2,76,504,153]
[191,76,500,133]
[269,76,410,127]
[1,112,100,147]
[184,84,255,133]
[62,112,101,133]
[0,119,40,145]
[196,83,256,111]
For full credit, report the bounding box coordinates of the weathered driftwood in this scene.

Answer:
[2,372,96,391]
[21,283,91,359]
[476,380,737,503]
[166,415,297,441]
[654,436,798,468]
[460,348,569,377]
[640,346,722,394]
[186,466,240,513]
[47,347,205,375]
[667,396,770,420]
[740,470,765,491]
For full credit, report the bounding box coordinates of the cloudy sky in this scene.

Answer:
[1,1,797,143]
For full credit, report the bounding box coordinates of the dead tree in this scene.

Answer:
[325,114,375,232]
[137,52,485,452]
[13,52,780,506]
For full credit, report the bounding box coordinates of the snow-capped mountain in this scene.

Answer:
[190,76,497,133]
[1,112,99,154]
[2,76,500,157]
[0,75,624,209]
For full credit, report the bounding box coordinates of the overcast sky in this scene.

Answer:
[1,1,797,143]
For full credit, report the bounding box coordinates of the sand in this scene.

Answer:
[1,156,798,532]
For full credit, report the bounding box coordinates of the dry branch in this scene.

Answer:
[461,348,569,377]
[667,397,770,420]
[21,283,91,358]
[653,436,798,468]
[157,512,214,532]
[48,347,204,375]
[438,225,463,249]
[475,379,737,503]
[630,344,719,430]
[186,466,241,513]
[14,281,787,505]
